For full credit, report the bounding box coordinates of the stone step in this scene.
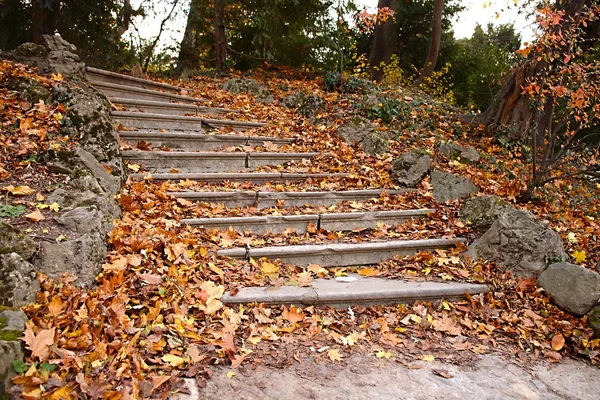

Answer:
[171,189,412,208]
[112,111,266,132]
[122,151,317,173]
[119,131,294,151]
[182,209,434,235]
[86,66,182,93]
[222,274,490,307]
[91,81,203,104]
[110,97,236,116]
[219,238,466,267]
[131,171,349,183]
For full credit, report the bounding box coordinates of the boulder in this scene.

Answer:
[34,232,106,287]
[55,206,103,235]
[587,306,600,338]
[390,151,431,187]
[0,222,36,260]
[222,78,274,103]
[439,142,480,163]
[537,262,600,316]
[430,171,478,203]
[281,92,325,118]
[459,195,511,231]
[1,338,24,397]
[467,208,567,278]
[0,253,40,307]
[47,188,120,233]
[337,117,389,155]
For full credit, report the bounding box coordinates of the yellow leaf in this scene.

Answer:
[127,163,141,172]
[551,334,565,351]
[53,112,63,121]
[3,185,35,196]
[571,250,586,263]
[442,301,451,311]
[358,267,380,277]
[261,261,279,278]
[36,192,45,201]
[37,203,49,209]
[327,348,343,362]
[49,202,60,212]
[162,354,185,367]
[227,371,236,379]
[567,232,577,243]
[420,354,435,362]
[49,386,73,400]
[25,209,45,222]
[375,350,392,359]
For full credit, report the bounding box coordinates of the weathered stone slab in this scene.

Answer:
[319,209,435,231]
[112,111,265,132]
[134,172,348,183]
[183,214,319,235]
[91,81,202,103]
[222,274,489,306]
[247,152,317,168]
[86,66,182,93]
[170,191,258,208]
[537,262,600,315]
[119,131,293,151]
[430,171,478,202]
[122,150,247,173]
[219,238,466,266]
[0,253,39,307]
[111,97,236,116]
[0,222,36,260]
[255,189,412,208]
[201,117,266,130]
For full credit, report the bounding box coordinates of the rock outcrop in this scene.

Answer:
[430,171,478,203]
[222,78,274,103]
[337,117,389,155]
[390,151,431,187]
[281,92,325,119]
[467,208,566,278]
[459,195,511,231]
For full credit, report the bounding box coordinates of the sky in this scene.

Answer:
[132,0,538,54]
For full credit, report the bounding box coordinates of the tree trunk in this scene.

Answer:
[31,0,61,44]
[214,0,226,74]
[176,0,203,76]
[368,0,399,82]
[482,0,589,140]
[414,0,444,86]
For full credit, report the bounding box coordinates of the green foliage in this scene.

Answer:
[447,23,521,110]
[0,204,25,219]
[322,71,372,93]
[12,360,27,374]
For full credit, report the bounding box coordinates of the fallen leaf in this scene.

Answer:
[327,348,343,362]
[571,250,586,263]
[375,349,392,359]
[552,334,565,351]
[162,354,185,368]
[3,185,35,196]
[420,354,435,362]
[137,273,162,285]
[23,325,55,360]
[25,209,45,222]
[432,369,453,379]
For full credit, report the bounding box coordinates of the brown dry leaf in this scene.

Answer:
[47,296,63,317]
[551,334,565,351]
[261,261,279,278]
[3,185,35,196]
[282,306,305,324]
[23,325,55,360]
[432,369,454,379]
[25,209,45,222]
[137,273,162,285]
[327,348,343,362]
[358,267,380,277]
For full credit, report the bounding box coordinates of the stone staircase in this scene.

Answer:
[87,66,489,307]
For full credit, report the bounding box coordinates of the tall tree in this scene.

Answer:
[368,0,399,81]
[31,0,61,44]
[414,0,444,85]
[176,0,206,75]
[214,0,226,73]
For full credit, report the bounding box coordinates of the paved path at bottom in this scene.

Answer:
[174,353,599,400]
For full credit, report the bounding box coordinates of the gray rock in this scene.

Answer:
[282,93,325,118]
[73,147,121,194]
[0,253,40,307]
[459,195,511,231]
[430,171,478,203]
[47,188,120,232]
[587,306,600,338]
[337,117,389,155]
[34,232,106,286]
[55,206,103,235]
[390,151,431,187]
[439,142,480,163]
[0,310,27,333]
[467,208,567,278]
[0,340,24,397]
[6,76,51,103]
[0,222,36,260]
[537,262,600,316]
[222,78,274,103]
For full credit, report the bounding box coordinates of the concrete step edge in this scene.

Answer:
[112,111,266,127]
[132,172,349,181]
[90,80,204,103]
[219,238,466,262]
[181,209,435,228]
[222,274,490,306]
[86,66,182,92]
[122,151,317,158]
[110,97,238,114]
[118,131,294,143]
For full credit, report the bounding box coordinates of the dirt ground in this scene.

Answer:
[173,353,599,400]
